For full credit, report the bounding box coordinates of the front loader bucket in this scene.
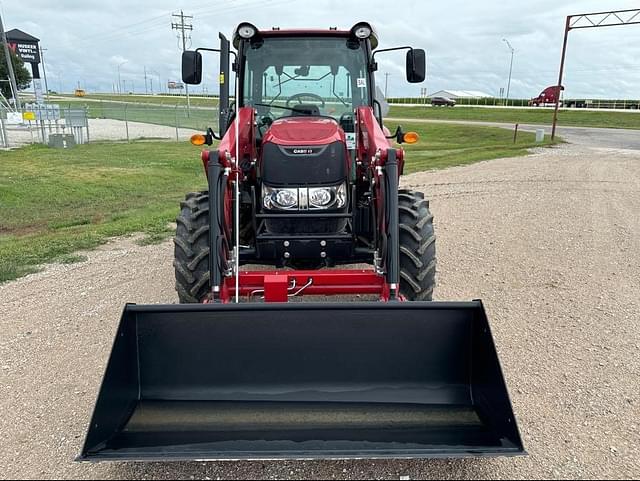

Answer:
[79,302,524,461]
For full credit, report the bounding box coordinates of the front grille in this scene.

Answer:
[261,141,347,186]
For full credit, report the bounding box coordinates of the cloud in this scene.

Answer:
[3,0,640,98]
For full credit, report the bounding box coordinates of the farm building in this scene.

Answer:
[429,90,493,99]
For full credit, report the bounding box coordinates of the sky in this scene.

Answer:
[3,0,640,99]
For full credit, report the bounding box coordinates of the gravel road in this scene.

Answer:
[1,143,639,480]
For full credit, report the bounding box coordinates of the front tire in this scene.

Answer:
[174,192,211,304]
[398,190,437,301]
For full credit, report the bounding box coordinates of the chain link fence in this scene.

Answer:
[0,102,219,149]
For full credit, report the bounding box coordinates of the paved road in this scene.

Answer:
[389,118,640,151]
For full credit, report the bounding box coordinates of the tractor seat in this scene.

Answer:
[290,104,321,117]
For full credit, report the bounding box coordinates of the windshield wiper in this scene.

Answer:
[254,103,316,115]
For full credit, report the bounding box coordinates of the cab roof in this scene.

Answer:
[233,24,379,50]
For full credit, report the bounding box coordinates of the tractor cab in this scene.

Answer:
[180,23,427,274]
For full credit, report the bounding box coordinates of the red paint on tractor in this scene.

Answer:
[221,269,388,302]
[263,117,345,146]
[355,106,404,174]
[211,107,257,170]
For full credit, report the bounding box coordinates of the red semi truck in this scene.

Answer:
[529,85,564,107]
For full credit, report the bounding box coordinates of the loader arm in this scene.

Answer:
[356,106,406,297]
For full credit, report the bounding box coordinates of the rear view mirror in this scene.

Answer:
[406,49,426,84]
[182,51,203,85]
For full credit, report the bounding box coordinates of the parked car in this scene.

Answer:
[431,96,456,107]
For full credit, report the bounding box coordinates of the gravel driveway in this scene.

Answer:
[1,143,639,479]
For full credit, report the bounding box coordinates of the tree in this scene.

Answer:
[0,47,31,100]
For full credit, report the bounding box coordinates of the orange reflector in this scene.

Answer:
[190,134,207,146]
[403,132,419,144]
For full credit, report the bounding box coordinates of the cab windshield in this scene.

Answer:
[242,36,371,121]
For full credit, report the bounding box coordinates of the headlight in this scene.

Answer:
[309,188,332,208]
[263,183,347,211]
[275,190,298,208]
[264,187,298,210]
[237,23,258,39]
[351,22,373,40]
[335,183,347,209]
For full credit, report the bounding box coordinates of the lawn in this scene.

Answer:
[400,122,552,173]
[0,123,551,283]
[56,93,219,108]
[53,99,219,131]
[54,94,640,130]
[0,141,206,282]
[390,105,640,130]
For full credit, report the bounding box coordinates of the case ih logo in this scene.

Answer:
[290,148,316,155]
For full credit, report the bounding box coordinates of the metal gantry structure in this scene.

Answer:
[551,8,640,139]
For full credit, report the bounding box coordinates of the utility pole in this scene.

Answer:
[117,60,127,95]
[172,10,193,114]
[384,73,390,97]
[502,38,515,106]
[40,47,50,101]
[144,66,148,95]
[0,12,21,110]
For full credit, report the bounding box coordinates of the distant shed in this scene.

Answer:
[429,90,493,99]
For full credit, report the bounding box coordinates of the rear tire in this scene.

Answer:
[174,192,210,304]
[398,190,437,301]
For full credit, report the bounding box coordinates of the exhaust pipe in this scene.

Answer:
[78,301,524,461]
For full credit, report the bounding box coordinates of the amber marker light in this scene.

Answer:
[403,132,419,144]
[190,134,207,146]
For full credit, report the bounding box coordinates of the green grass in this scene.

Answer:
[0,141,206,282]
[53,100,218,131]
[56,93,219,108]
[0,124,551,283]
[54,94,640,131]
[400,122,554,173]
[389,105,640,130]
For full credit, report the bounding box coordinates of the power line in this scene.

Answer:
[172,10,193,114]
[76,12,172,43]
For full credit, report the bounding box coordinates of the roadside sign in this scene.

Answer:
[7,112,23,124]
[23,111,36,121]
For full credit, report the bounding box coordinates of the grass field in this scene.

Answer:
[54,94,640,130]
[0,142,206,282]
[56,93,219,108]
[53,99,218,131]
[389,105,640,130]
[46,94,640,136]
[0,123,551,283]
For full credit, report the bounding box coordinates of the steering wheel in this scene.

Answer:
[285,93,326,109]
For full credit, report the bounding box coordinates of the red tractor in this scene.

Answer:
[79,23,523,462]
[174,23,434,303]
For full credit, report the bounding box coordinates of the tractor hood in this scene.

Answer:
[263,117,345,147]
